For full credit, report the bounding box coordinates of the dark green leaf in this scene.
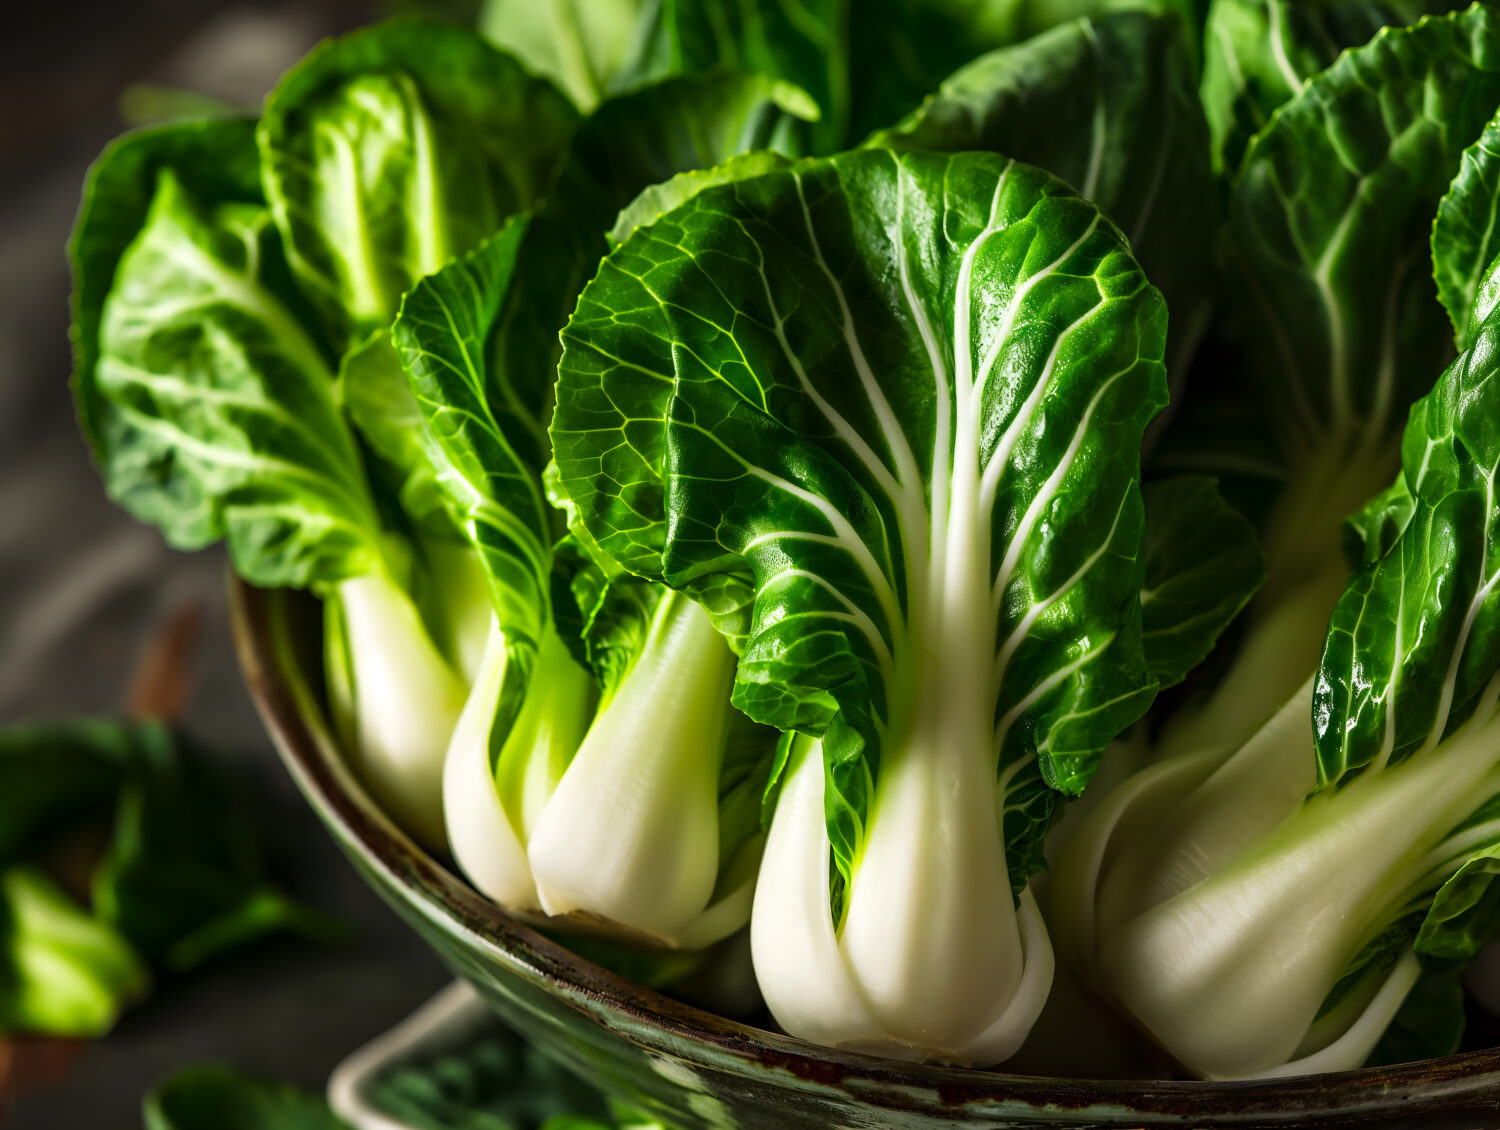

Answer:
[1020,0,1208,40]
[628,0,845,151]
[1202,0,1465,176]
[1366,970,1465,1066]
[0,719,134,861]
[845,0,1025,145]
[873,10,1215,378]
[1223,5,1500,612]
[143,1066,352,1130]
[365,1029,611,1130]
[1433,109,1500,350]
[93,724,344,969]
[1229,4,1500,467]
[1141,476,1265,687]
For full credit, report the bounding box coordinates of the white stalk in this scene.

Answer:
[1156,436,1396,766]
[838,660,1025,1052]
[445,620,593,915]
[1154,565,1346,764]
[752,736,885,1048]
[1094,680,1318,938]
[527,593,737,945]
[336,571,468,850]
[1100,700,1500,1078]
[1243,952,1422,1081]
[753,736,1052,1065]
[443,621,536,912]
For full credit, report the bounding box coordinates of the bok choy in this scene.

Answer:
[1055,244,1500,1077]
[71,22,576,847]
[554,148,1167,1063]
[391,71,810,948]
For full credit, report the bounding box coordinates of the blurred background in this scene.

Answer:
[1,2,477,1124]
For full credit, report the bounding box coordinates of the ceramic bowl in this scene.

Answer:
[230,579,1500,1129]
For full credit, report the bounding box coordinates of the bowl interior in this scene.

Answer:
[230,578,1500,1129]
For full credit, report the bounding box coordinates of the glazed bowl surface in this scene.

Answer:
[231,580,1500,1130]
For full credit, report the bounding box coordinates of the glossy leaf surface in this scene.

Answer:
[875,11,1214,375]
[1314,273,1500,783]
[1433,108,1500,349]
[556,149,1166,889]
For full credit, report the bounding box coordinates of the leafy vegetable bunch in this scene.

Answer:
[70,0,1500,1079]
[0,720,333,1041]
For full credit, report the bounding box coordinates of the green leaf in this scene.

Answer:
[1433,108,1500,350]
[258,19,579,351]
[70,118,266,551]
[394,70,819,644]
[567,559,662,699]
[873,10,1214,376]
[143,1066,352,1130]
[1314,252,1500,783]
[1141,476,1265,688]
[1315,910,1424,1019]
[1366,970,1466,1066]
[478,0,657,111]
[1020,0,1207,39]
[1223,5,1500,596]
[1413,790,1500,966]
[393,219,557,662]
[0,866,148,1039]
[0,719,134,861]
[609,150,794,247]
[1417,847,1500,968]
[95,167,383,589]
[1230,4,1500,464]
[1201,0,1465,176]
[844,0,1027,145]
[0,719,333,992]
[339,331,454,538]
[628,0,845,152]
[556,148,1167,891]
[92,723,345,970]
[1342,475,1416,567]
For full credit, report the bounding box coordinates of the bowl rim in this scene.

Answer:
[229,576,1500,1121]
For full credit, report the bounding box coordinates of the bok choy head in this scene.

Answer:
[70,22,576,847]
[1054,242,1500,1080]
[1154,5,1500,765]
[390,71,811,949]
[553,148,1167,1063]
